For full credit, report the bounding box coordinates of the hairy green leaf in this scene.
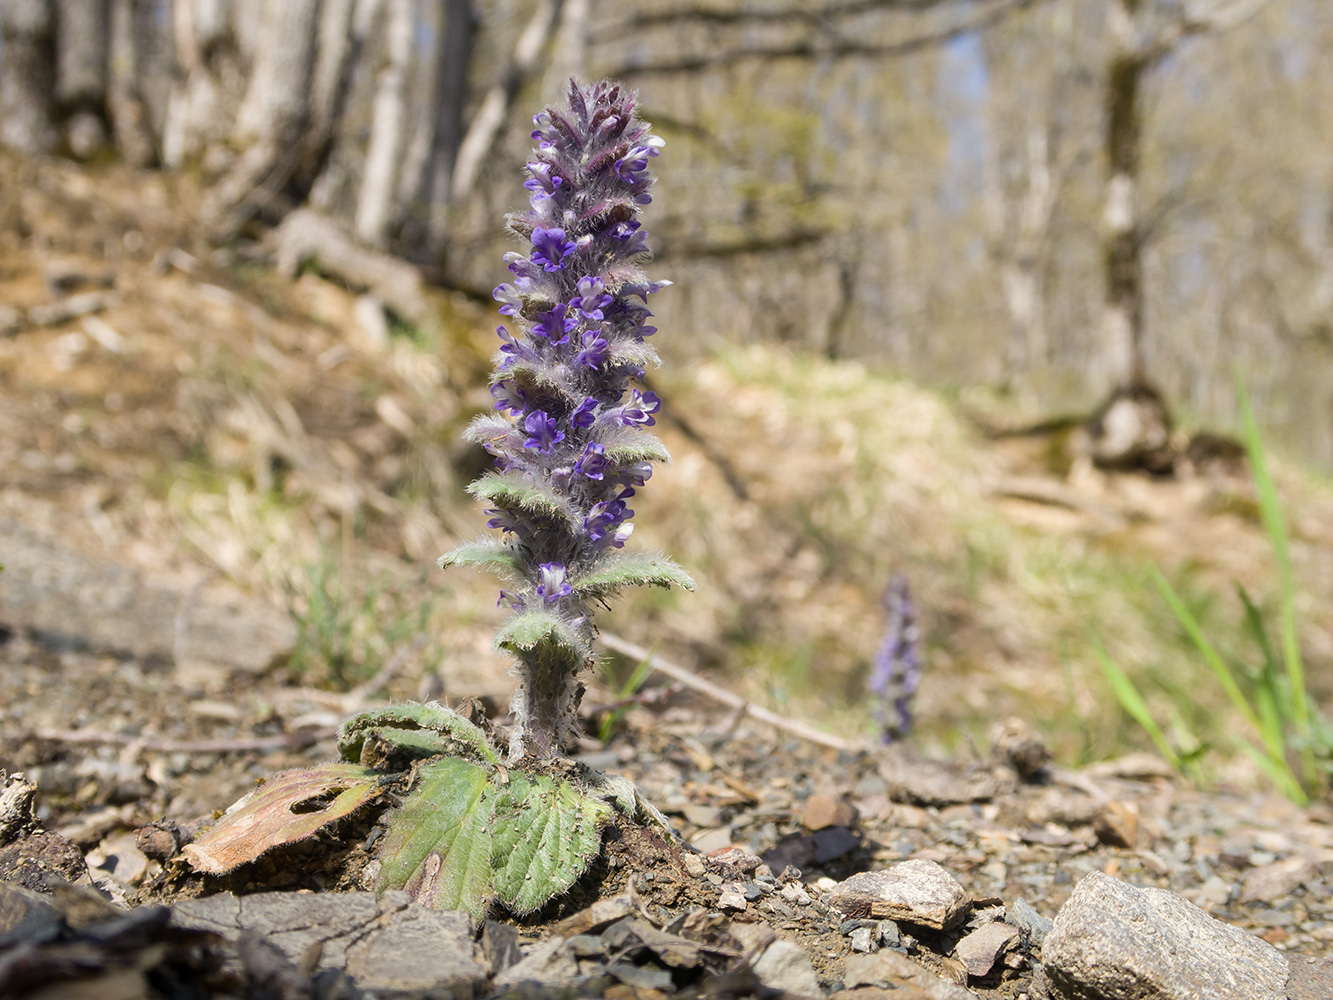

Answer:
[338,702,499,766]
[495,610,591,671]
[376,756,497,916]
[573,552,696,595]
[604,434,671,465]
[490,772,612,915]
[439,538,523,577]
[470,471,577,525]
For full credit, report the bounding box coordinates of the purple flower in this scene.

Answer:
[573,442,611,480]
[608,389,660,427]
[537,562,573,603]
[532,302,576,345]
[491,380,527,414]
[584,498,634,546]
[485,508,526,537]
[531,227,576,271]
[523,161,563,199]
[614,143,659,184]
[575,328,609,369]
[572,276,613,320]
[570,397,598,428]
[869,574,922,744]
[498,589,527,611]
[523,410,564,454]
[493,283,524,317]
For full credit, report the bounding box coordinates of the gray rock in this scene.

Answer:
[880,748,998,806]
[1006,897,1053,949]
[1286,954,1333,1000]
[0,517,296,675]
[493,936,578,989]
[1040,871,1287,1000]
[1238,856,1317,905]
[843,951,978,999]
[752,939,822,998]
[827,860,971,930]
[171,891,485,997]
[953,920,1020,978]
[850,926,877,953]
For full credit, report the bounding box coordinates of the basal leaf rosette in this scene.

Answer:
[441,80,694,761]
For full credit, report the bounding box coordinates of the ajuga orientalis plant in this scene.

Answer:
[181,82,691,919]
[440,78,695,761]
[870,573,921,743]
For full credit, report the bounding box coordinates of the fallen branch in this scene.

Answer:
[598,633,866,753]
[32,727,337,755]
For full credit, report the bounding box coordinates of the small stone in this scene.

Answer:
[493,937,578,989]
[781,883,812,906]
[878,920,902,951]
[813,826,862,862]
[552,894,636,936]
[850,926,877,953]
[1238,856,1317,905]
[954,920,1020,978]
[718,883,748,911]
[880,749,997,807]
[815,876,839,892]
[843,951,978,999]
[1005,898,1053,949]
[742,882,765,901]
[691,827,733,853]
[752,940,822,998]
[1092,800,1139,849]
[1040,871,1288,1000]
[682,853,708,879]
[989,717,1051,780]
[826,860,971,931]
[684,804,723,827]
[804,794,859,831]
[1192,874,1234,908]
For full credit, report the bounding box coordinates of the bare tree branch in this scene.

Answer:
[607,0,1040,77]
[1140,0,1271,65]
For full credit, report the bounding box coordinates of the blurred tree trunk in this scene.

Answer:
[108,0,156,167]
[55,0,111,157]
[0,0,58,155]
[409,0,475,259]
[204,0,320,226]
[450,0,559,203]
[355,0,414,244]
[1100,0,1146,391]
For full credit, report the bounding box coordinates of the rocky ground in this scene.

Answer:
[3,625,1333,999]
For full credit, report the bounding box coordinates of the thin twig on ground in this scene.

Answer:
[598,632,866,754]
[32,728,338,755]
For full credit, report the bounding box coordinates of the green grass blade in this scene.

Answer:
[1235,373,1313,784]
[1093,644,1180,770]
[1237,741,1307,806]
[1150,566,1263,736]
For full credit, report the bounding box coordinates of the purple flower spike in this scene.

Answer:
[523,410,564,454]
[531,227,576,271]
[444,81,693,761]
[870,574,922,744]
[537,562,573,603]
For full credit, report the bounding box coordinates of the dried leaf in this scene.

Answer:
[182,764,382,875]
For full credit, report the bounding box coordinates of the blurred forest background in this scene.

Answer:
[4,0,1333,774]
[6,0,1333,456]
